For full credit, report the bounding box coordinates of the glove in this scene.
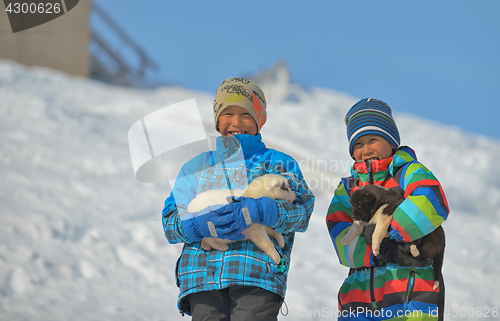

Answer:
[363,223,392,245]
[210,196,279,241]
[181,205,225,242]
[363,224,377,245]
[362,225,391,266]
[364,224,433,267]
[387,242,434,267]
[373,238,393,267]
[370,239,433,267]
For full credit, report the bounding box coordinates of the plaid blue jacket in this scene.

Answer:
[162,134,315,314]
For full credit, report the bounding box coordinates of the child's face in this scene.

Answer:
[352,135,394,162]
[218,105,258,137]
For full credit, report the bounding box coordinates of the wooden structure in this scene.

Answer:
[0,1,159,84]
[90,2,159,85]
[0,0,91,78]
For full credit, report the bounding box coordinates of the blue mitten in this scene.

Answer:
[181,205,224,242]
[210,196,279,241]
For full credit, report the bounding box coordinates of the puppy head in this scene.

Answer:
[267,176,296,203]
[350,188,377,222]
[246,174,296,203]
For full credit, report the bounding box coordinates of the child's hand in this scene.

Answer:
[181,205,224,241]
[210,196,279,241]
[387,242,434,267]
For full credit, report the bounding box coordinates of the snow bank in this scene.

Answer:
[1,60,498,320]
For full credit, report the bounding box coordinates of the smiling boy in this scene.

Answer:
[352,135,394,163]
[326,98,449,320]
[162,78,315,320]
[217,105,258,137]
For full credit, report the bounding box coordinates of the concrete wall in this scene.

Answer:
[0,0,91,78]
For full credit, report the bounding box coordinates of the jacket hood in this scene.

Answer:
[215,134,267,161]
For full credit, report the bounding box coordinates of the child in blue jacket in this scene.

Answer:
[162,78,315,319]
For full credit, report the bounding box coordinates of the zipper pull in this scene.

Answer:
[367,160,374,184]
[278,258,286,273]
[404,267,416,304]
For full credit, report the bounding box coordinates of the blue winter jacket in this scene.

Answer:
[162,134,315,314]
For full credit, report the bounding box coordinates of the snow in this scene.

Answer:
[1,59,499,320]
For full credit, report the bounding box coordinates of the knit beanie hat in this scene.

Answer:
[345,98,400,159]
[213,78,267,133]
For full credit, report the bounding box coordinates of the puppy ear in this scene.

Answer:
[279,179,290,191]
[270,178,281,190]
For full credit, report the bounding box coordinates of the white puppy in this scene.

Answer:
[188,174,296,264]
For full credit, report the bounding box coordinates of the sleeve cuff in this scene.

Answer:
[389,228,403,242]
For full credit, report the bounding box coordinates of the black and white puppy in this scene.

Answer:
[342,184,445,289]
[341,185,404,254]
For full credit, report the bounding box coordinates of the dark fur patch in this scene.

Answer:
[350,185,404,221]
[350,184,445,286]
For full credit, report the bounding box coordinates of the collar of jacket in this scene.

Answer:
[350,145,417,179]
[215,134,267,160]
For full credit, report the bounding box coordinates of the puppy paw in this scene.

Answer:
[341,225,361,245]
[340,235,351,245]
[410,244,420,257]
[201,239,212,251]
[201,238,228,251]
[266,227,285,248]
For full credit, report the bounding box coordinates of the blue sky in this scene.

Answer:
[93,0,500,140]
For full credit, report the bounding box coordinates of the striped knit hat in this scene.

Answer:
[345,98,400,159]
[213,78,267,133]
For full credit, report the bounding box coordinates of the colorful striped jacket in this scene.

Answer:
[163,134,315,315]
[326,146,449,320]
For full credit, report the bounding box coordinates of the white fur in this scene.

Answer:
[368,204,392,256]
[341,203,392,257]
[341,220,368,245]
[188,174,295,264]
[187,189,245,212]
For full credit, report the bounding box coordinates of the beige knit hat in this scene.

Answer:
[213,78,267,133]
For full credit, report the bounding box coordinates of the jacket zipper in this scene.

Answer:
[404,267,416,304]
[370,266,377,309]
[368,160,374,185]
[368,162,377,307]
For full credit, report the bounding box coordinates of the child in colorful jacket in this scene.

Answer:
[162,78,315,319]
[326,98,449,320]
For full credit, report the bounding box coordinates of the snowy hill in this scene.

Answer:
[1,60,499,320]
